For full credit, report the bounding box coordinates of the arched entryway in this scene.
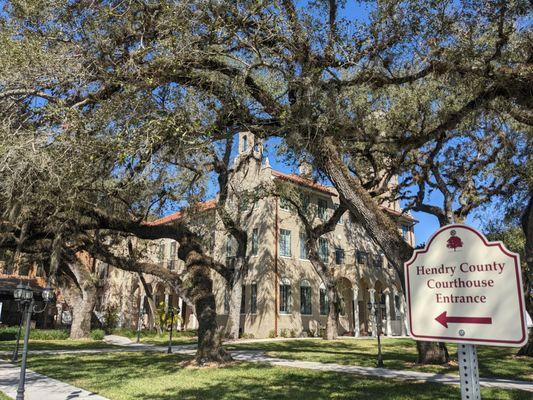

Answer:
[357,278,371,336]
[336,277,354,335]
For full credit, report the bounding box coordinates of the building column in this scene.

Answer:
[368,288,377,337]
[352,287,360,337]
[177,297,184,331]
[164,291,170,313]
[399,291,408,336]
[384,288,392,337]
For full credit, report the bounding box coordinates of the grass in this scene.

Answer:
[0,391,10,400]
[23,351,527,400]
[0,339,116,353]
[140,335,197,346]
[228,338,533,382]
[111,328,197,346]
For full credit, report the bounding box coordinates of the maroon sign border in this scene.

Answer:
[405,224,527,346]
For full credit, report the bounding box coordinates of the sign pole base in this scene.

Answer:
[458,343,481,400]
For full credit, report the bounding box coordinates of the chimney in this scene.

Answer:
[298,161,313,179]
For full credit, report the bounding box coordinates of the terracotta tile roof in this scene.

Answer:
[145,199,217,226]
[382,207,418,223]
[272,170,337,196]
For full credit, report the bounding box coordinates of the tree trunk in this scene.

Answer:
[325,283,339,340]
[59,256,97,339]
[138,273,162,335]
[517,329,533,356]
[519,195,533,356]
[315,138,452,363]
[416,341,450,364]
[225,260,243,339]
[69,289,97,339]
[188,263,232,364]
[317,137,413,279]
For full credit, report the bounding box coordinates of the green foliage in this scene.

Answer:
[240,333,255,339]
[156,302,181,331]
[30,329,70,340]
[0,327,18,341]
[0,327,70,341]
[485,224,526,259]
[102,305,119,334]
[90,329,105,341]
[268,330,277,338]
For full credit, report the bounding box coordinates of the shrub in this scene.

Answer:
[240,333,255,339]
[268,330,277,338]
[0,328,70,341]
[289,329,297,338]
[280,329,289,338]
[30,329,69,340]
[90,329,105,341]
[0,327,19,341]
[103,305,119,334]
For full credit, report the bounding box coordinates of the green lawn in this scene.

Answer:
[139,335,197,346]
[0,339,116,353]
[24,351,527,400]
[111,328,197,346]
[228,338,533,382]
[0,391,10,400]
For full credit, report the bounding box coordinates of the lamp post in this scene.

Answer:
[367,300,385,368]
[136,303,144,344]
[167,307,174,354]
[13,283,54,400]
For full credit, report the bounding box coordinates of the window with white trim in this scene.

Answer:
[319,283,329,315]
[251,282,257,314]
[318,237,328,263]
[300,280,312,315]
[279,229,292,257]
[279,278,292,314]
[299,232,308,260]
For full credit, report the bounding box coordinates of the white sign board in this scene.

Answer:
[405,224,528,347]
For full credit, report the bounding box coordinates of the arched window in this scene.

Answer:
[279,278,292,314]
[300,280,312,315]
[319,283,328,315]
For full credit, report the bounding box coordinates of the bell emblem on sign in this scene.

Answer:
[446,230,463,252]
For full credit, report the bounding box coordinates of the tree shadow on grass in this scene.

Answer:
[25,352,526,400]
[126,362,523,400]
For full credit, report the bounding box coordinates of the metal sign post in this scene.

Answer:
[458,344,480,400]
[404,224,529,399]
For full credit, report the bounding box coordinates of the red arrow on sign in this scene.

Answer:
[435,311,492,328]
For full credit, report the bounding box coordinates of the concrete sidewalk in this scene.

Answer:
[231,351,533,393]
[0,360,109,400]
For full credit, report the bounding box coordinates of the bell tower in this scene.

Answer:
[237,131,263,158]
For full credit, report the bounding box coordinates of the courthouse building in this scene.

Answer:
[127,133,416,338]
[0,133,416,338]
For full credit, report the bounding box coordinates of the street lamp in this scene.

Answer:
[13,283,54,400]
[367,300,385,368]
[136,303,144,344]
[167,307,175,354]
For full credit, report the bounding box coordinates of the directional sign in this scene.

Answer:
[405,224,528,346]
